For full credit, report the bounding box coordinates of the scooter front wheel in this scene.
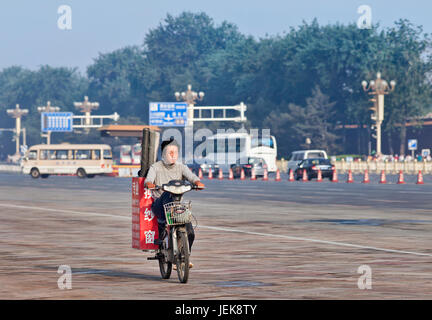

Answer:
[176,231,190,283]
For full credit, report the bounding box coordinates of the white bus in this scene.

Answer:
[131,143,141,165]
[21,143,113,178]
[119,145,132,164]
[205,132,277,172]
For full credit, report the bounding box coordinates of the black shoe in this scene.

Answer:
[154,238,164,246]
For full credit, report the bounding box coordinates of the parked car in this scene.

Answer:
[231,157,267,178]
[294,158,334,180]
[186,161,201,175]
[200,161,219,175]
[287,149,328,173]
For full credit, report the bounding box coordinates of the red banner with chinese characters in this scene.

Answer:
[132,177,158,250]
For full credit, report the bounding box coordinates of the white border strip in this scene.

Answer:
[1,203,431,258]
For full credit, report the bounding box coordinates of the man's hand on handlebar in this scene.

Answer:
[145,182,156,189]
[194,181,205,190]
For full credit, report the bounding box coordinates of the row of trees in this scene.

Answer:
[1,12,431,158]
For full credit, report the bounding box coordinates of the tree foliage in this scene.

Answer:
[1,12,432,158]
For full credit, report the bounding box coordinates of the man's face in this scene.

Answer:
[164,145,178,165]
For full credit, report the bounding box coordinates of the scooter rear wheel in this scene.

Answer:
[158,252,172,279]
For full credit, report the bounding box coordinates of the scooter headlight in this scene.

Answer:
[162,184,192,194]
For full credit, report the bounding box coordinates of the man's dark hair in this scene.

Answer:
[161,137,179,152]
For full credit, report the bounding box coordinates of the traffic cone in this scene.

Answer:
[228,168,234,180]
[263,168,268,181]
[397,170,405,184]
[416,170,424,185]
[331,168,339,183]
[218,168,223,180]
[275,169,281,181]
[379,170,387,184]
[208,167,213,180]
[362,169,370,183]
[250,168,256,180]
[302,169,308,182]
[288,169,295,182]
[346,170,354,183]
[198,168,203,180]
[240,168,245,180]
[316,169,323,182]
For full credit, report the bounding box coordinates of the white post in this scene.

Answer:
[185,104,194,165]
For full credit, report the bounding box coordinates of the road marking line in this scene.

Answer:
[198,225,432,257]
[0,203,126,220]
[1,202,431,258]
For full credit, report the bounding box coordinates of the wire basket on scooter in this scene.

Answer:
[163,201,192,226]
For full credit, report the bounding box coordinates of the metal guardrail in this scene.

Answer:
[0,164,21,173]
[334,160,432,175]
[276,159,432,175]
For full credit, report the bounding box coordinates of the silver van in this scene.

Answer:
[287,150,328,172]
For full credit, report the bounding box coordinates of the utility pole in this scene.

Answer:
[6,104,28,157]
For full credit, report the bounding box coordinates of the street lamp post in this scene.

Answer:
[362,72,396,156]
[74,96,99,132]
[6,104,29,157]
[174,84,204,163]
[175,84,205,130]
[37,101,60,144]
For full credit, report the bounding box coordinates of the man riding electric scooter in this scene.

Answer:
[144,138,205,269]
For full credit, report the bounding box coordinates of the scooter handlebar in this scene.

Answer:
[148,184,204,190]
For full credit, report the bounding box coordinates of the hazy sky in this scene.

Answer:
[0,0,431,74]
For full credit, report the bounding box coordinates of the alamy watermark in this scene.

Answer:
[357,5,372,29]
[57,5,72,30]
[357,264,372,290]
[57,265,72,290]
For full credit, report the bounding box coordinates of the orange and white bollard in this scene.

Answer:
[263,168,269,181]
[228,168,234,180]
[198,168,203,180]
[218,168,223,180]
[250,168,256,180]
[316,169,323,182]
[362,169,370,183]
[331,168,339,183]
[275,169,281,181]
[416,170,424,185]
[302,169,308,182]
[397,170,405,184]
[288,169,295,182]
[379,170,387,184]
[240,168,245,180]
[346,170,354,183]
[208,167,213,180]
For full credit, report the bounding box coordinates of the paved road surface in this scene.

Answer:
[0,172,431,299]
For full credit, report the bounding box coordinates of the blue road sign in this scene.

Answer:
[149,102,188,127]
[408,139,418,151]
[41,112,73,132]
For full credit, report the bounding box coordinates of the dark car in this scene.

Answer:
[295,158,334,180]
[186,161,201,175]
[231,157,267,178]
